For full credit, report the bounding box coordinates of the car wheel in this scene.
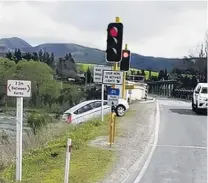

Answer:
[195,102,200,114]
[115,105,126,117]
[192,101,195,111]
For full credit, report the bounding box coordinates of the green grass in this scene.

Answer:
[76,63,95,72]
[1,115,114,183]
[76,63,158,80]
[127,68,158,80]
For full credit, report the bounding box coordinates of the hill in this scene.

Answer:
[0,37,182,72]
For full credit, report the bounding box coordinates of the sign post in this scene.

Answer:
[64,138,72,183]
[7,80,31,182]
[93,66,111,122]
[107,87,119,146]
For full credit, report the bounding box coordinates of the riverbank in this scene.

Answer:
[0,115,115,183]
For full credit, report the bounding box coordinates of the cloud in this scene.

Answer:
[0,1,207,58]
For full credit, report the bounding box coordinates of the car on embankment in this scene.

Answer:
[62,99,129,124]
[192,82,208,114]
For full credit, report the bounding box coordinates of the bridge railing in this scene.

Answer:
[172,89,193,100]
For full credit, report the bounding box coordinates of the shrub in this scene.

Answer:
[27,113,54,135]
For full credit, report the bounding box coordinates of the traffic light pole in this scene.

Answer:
[122,44,127,99]
[112,17,120,89]
[113,17,120,72]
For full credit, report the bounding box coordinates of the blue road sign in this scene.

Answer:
[108,88,120,96]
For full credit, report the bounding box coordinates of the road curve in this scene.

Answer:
[135,97,207,183]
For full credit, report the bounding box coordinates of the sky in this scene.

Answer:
[0,0,207,58]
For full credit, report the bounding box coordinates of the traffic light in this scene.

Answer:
[120,50,131,71]
[106,22,123,62]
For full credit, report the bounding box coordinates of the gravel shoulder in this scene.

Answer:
[95,101,157,183]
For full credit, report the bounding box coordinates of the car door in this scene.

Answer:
[194,86,201,105]
[73,103,94,124]
[103,101,111,114]
[90,101,102,118]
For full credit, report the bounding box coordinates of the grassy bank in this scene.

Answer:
[1,115,114,183]
[76,63,159,79]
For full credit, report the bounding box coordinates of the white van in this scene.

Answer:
[192,83,208,113]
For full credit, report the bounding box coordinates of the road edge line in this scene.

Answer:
[133,100,160,183]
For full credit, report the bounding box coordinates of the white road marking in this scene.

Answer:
[149,144,207,150]
[133,100,161,183]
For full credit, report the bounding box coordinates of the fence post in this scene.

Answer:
[64,138,72,183]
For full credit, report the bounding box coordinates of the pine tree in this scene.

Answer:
[148,70,152,79]
[14,48,22,63]
[32,52,38,61]
[5,51,13,60]
[38,49,43,62]
[141,69,145,76]
[24,52,32,61]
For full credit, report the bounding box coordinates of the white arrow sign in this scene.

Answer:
[103,70,123,85]
[7,80,31,98]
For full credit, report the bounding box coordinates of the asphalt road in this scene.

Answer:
[137,97,207,183]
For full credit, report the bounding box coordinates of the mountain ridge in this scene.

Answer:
[0,37,183,72]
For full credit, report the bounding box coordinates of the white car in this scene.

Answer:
[62,99,129,124]
[192,83,208,113]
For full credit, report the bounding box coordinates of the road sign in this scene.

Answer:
[107,87,119,106]
[93,66,112,83]
[7,79,32,181]
[108,95,119,106]
[7,80,31,98]
[108,88,120,96]
[103,70,123,85]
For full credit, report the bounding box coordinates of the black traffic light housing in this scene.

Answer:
[120,50,131,71]
[106,22,123,62]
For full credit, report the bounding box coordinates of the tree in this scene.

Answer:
[5,51,13,60]
[141,69,145,76]
[0,57,84,113]
[38,49,43,62]
[164,69,169,80]
[185,32,207,82]
[136,70,141,75]
[14,49,22,63]
[42,52,50,64]
[50,52,55,68]
[158,70,165,80]
[58,85,84,108]
[0,58,16,104]
[23,52,32,61]
[86,67,92,83]
[130,70,135,75]
[56,55,77,80]
[65,53,70,61]
[148,70,152,79]
[32,52,38,61]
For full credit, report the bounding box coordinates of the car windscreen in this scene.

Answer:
[201,87,208,94]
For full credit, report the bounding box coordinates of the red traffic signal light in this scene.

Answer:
[120,50,131,71]
[123,51,129,58]
[106,22,123,62]
[110,27,118,37]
